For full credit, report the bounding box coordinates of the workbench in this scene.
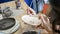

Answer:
[0,0,52,34]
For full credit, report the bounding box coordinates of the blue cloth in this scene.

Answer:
[38,0,44,12]
[24,0,33,9]
[0,0,13,3]
[24,0,44,12]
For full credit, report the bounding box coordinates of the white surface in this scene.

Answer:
[0,32,10,34]
[0,14,3,20]
[22,15,42,26]
[0,6,24,17]
[10,9,24,17]
[0,19,20,34]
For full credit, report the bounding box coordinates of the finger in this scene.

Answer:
[27,9,30,15]
[28,7,36,15]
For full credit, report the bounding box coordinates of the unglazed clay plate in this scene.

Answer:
[22,15,42,26]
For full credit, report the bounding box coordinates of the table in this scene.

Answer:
[0,0,52,34]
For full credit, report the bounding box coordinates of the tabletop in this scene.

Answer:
[0,0,52,34]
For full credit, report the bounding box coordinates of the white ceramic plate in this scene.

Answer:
[22,15,42,26]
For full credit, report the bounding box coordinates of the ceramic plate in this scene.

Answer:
[22,15,42,26]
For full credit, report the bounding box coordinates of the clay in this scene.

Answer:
[0,18,15,30]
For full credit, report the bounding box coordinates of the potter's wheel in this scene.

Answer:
[0,18,15,30]
[22,15,42,26]
[0,18,20,33]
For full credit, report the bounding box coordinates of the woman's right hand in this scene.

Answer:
[27,7,36,15]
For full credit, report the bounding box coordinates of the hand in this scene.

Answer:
[27,7,36,15]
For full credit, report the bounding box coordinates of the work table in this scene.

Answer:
[0,0,52,34]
